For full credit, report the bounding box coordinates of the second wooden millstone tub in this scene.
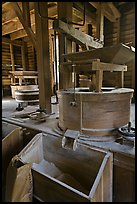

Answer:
[57,87,134,136]
[18,133,113,202]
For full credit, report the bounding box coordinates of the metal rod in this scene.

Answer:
[72,64,76,102]
[54,30,58,103]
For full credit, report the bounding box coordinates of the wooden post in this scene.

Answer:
[116,17,124,88]
[22,2,31,28]
[57,2,73,90]
[10,43,15,84]
[96,3,104,42]
[94,59,103,92]
[35,2,51,113]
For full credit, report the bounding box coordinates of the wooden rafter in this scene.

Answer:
[10,21,53,41]
[2,12,35,36]
[2,2,34,24]
[10,2,36,48]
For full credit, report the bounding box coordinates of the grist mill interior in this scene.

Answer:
[2,2,135,202]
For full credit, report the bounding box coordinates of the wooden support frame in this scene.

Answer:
[61,59,127,92]
[10,2,36,48]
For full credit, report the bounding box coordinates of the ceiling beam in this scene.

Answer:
[10,2,36,48]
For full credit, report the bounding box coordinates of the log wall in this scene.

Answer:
[27,41,37,71]
[104,5,135,90]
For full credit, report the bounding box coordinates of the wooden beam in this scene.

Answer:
[92,61,127,72]
[22,2,31,28]
[2,2,34,24]
[2,12,35,36]
[53,19,103,49]
[35,2,51,113]
[10,2,36,48]
[57,2,74,90]
[96,3,104,42]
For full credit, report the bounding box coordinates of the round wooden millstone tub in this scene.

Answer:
[57,87,134,136]
[15,89,39,103]
[11,84,39,98]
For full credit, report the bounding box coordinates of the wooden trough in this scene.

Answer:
[58,87,134,136]
[18,133,113,202]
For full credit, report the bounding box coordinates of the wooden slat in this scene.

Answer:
[96,3,104,42]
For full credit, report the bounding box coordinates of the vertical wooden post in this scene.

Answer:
[22,2,30,71]
[10,43,15,84]
[96,3,104,42]
[95,59,103,92]
[58,2,73,90]
[35,2,51,113]
[116,17,124,88]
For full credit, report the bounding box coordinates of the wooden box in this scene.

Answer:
[18,133,113,202]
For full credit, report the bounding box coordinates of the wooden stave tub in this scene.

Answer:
[57,88,134,136]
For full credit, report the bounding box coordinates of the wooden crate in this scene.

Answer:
[18,133,113,202]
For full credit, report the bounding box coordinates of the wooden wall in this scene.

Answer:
[27,41,37,71]
[13,45,22,70]
[104,4,135,90]
[2,42,12,91]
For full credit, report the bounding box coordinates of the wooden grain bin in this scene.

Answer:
[2,122,24,201]
[58,87,134,136]
[18,133,113,202]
